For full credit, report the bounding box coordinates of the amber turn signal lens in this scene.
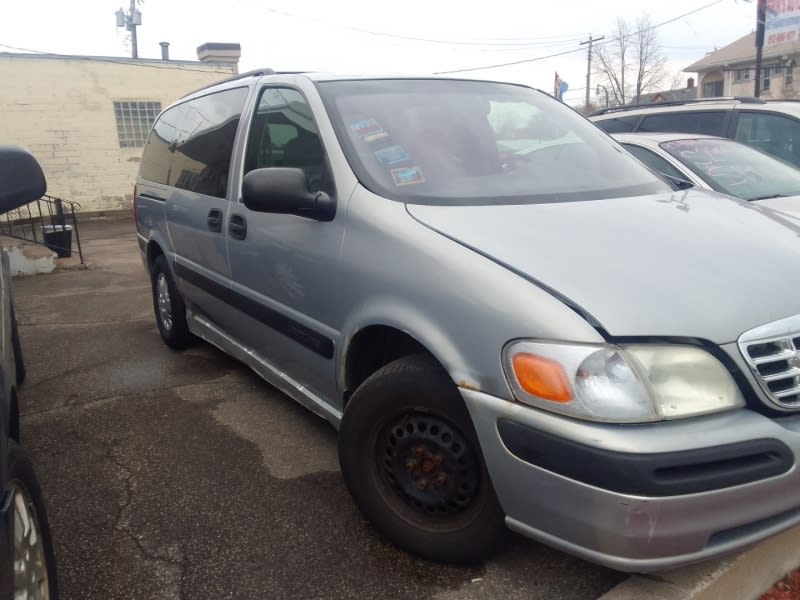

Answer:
[512,353,573,403]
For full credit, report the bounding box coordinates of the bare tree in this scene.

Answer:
[595,16,669,105]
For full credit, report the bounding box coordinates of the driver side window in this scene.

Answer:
[244,88,333,194]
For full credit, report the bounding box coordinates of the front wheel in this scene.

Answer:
[338,354,505,564]
[9,441,59,600]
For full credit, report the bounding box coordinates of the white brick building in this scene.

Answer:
[0,44,240,213]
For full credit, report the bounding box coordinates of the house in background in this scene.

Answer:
[0,43,241,213]
[685,31,800,99]
[639,78,698,104]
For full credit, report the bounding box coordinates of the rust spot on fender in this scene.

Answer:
[458,380,479,391]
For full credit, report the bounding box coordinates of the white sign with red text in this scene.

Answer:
[766,0,800,46]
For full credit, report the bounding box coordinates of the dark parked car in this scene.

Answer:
[0,146,58,599]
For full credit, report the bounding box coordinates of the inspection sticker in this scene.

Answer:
[391,166,425,186]
[362,130,389,143]
[374,145,410,165]
[350,118,383,137]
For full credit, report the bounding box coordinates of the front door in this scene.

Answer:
[226,86,345,403]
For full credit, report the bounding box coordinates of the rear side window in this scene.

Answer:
[139,108,182,185]
[169,87,249,199]
[639,111,726,136]
[594,115,639,133]
[735,112,800,166]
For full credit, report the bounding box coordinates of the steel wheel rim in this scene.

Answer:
[156,273,173,331]
[378,412,481,522]
[12,482,49,600]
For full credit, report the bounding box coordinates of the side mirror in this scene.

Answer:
[0,146,47,213]
[242,167,335,222]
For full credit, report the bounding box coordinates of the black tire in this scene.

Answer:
[8,441,59,600]
[10,307,25,386]
[151,255,192,349]
[338,354,506,564]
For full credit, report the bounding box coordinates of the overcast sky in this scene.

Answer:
[1,0,756,103]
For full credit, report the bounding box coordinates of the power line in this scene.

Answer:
[237,1,591,48]
[434,0,725,74]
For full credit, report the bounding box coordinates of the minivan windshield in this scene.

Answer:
[318,79,668,205]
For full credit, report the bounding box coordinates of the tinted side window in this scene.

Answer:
[594,115,639,133]
[622,144,691,188]
[169,87,249,199]
[735,112,800,166]
[244,88,333,194]
[139,107,182,185]
[639,111,726,136]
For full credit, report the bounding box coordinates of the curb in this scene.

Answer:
[599,524,800,600]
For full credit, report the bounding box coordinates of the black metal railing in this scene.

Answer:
[0,195,84,263]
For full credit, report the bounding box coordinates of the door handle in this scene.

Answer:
[229,214,247,240]
[207,208,223,233]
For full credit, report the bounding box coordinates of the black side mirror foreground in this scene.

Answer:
[242,167,335,222]
[0,146,47,214]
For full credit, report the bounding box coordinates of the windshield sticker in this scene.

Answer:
[391,166,425,186]
[374,145,410,165]
[351,118,384,137]
[362,130,389,143]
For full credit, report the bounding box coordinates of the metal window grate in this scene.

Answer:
[113,101,161,148]
[739,316,800,409]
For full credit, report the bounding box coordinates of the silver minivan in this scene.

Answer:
[135,71,800,572]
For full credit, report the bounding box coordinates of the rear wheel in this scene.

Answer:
[9,441,58,600]
[338,354,505,564]
[150,255,192,349]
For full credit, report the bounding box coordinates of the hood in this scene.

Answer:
[756,195,800,223]
[407,190,800,344]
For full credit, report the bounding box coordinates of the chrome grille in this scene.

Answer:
[739,316,800,409]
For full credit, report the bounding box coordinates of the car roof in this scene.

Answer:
[589,97,800,120]
[180,68,536,99]
[611,132,724,145]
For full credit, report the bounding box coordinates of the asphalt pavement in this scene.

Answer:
[13,217,625,600]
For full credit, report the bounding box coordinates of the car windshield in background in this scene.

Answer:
[318,79,667,205]
[661,138,800,201]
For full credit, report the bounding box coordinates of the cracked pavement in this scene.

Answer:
[13,218,625,599]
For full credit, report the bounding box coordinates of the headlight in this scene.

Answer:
[503,341,744,422]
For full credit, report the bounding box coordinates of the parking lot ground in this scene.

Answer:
[12,217,625,600]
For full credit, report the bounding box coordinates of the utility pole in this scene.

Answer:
[580,34,605,110]
[115,1,142,59]
[754,0,766,97]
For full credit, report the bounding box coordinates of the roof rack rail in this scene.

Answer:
[587,96,766,117]
[181,68,276,98]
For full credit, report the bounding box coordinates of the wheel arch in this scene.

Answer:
[145,239,165,272]
[340,316,476,410]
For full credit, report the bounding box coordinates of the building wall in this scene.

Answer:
[0,55,234,212]
[697,61,800,99]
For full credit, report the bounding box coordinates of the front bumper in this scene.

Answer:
[462,388,800,572]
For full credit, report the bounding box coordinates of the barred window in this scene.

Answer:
[113,101,162,148]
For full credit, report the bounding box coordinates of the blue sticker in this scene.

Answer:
[374,145,410,165]
[391,166,425,186]
[350,118,383,137]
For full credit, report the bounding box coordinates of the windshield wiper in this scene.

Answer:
[751,194,788,200]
